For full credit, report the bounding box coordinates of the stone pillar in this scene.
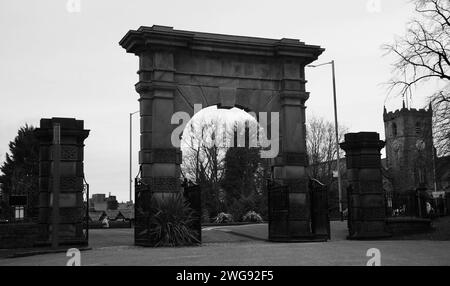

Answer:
[136,50,181,196]
[271,58,315,240]
[340,132,391,239]
[36,118,89,246]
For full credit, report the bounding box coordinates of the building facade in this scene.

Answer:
[89,193,119,212]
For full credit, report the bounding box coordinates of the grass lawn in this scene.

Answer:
[391,216,450,240]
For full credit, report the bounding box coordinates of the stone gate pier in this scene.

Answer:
[340,132,391,239]
[36,118,89,246]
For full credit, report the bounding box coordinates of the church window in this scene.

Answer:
[392,123,397,137]
[415,122,421,134]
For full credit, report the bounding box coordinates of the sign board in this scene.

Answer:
[432,191,446,199]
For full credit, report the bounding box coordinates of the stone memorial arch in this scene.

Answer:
[120,25,325,244]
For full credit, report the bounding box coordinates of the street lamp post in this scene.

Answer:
[307,60,344,221]
[129,111,139,203]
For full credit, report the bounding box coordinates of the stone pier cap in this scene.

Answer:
[119,25,324,60]
[340,132,385,150]
[35,117,90,139]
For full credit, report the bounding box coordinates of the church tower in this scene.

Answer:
[383,102,434,194]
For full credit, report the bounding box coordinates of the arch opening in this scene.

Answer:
[180,105,271,232]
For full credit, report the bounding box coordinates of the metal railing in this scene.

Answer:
[385,190,430,218]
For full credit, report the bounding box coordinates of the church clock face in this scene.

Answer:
[416,139,425,151]
[392,139,401,151]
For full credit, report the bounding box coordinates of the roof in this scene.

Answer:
[120,208,135,220]
[105,210,121,220]
[88,211,106,221]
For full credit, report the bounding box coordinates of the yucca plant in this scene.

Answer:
[148,194,200,247]
[242,211,263,223]
[213,212,234,223]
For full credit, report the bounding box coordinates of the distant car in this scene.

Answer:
[0,219,9,224]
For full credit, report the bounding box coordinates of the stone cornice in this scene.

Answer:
[120,25,324,62]
[35,118,90,141]
[135,80,177,94]
[340,132,385,152]
[280,90,310,106]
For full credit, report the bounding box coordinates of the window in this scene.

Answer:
[15,206,24,220]
[392,123,397,137]
[415,122,421,134]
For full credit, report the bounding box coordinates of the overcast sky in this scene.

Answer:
[0,0,437,202]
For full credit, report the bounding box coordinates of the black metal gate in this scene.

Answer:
[268,179,330,242]
[267,180,289,241]
[309,179,330,240]
[134,176,153,246]
[182,183,202,243]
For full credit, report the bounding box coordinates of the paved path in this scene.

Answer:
[201,220,348,242]
[1,222,449,266]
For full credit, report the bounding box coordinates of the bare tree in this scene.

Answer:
[180,118,228,186]
[180,118,230,216]
[384,0,450,95]
[430,88,450,156]
[306,116,347,184]
[384,0,450,156]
